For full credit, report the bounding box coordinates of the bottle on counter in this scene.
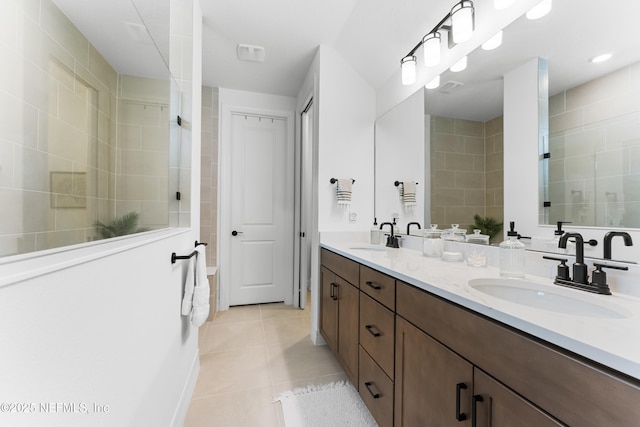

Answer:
[370,218,381,245]
[500,221,525,278]
[465,229,489,267]
[422,224,443,257]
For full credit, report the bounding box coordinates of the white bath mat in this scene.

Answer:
[275,381,378,427]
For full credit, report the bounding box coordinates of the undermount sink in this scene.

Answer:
[468,278,631,319]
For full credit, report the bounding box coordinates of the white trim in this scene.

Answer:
[0,228,190,288]
[170,349,200,427]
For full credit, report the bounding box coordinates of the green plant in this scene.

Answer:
[94,211,150,239]
[473,214,503,243]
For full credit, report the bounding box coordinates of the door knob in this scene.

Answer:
[232,230,243,236]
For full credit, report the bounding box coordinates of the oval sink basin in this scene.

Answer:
[468,278,631,319]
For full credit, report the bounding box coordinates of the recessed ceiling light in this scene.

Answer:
[590,53,613,63]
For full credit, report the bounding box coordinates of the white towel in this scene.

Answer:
[336,179,352,206]
[181,245,210,327]
[402,181,417,208]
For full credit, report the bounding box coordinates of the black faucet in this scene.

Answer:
[603,231,633,260]
[380,222,399,248]
[559,233,587,284]
[407,222,421,235]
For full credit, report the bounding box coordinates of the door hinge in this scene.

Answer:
[300,232,305,237]
[176,191,181,201]
[177,115,182,126]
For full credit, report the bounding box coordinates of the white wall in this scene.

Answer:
[0,0,203,426]
[375,88,425,230]
[317,45,376,232]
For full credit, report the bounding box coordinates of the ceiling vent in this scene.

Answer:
[125,21,152,44]
[236,44,266,63]
[438,80,464,94]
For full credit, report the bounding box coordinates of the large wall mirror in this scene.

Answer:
[375,0,640,247]
[0,0,189,258]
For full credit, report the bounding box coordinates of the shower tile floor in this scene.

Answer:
[184,295,346,426]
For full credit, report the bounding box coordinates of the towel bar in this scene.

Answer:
[330,178,355,184]
[394,181,419,186]
[171,241,208,264]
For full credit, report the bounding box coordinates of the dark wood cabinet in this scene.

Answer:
[395,316,473,427]
[473,369,563,427]
[320,249,359,386]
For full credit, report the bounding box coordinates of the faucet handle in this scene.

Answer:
[543,255,570,281]
[591,263,629,295]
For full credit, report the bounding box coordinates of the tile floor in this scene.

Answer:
[184,295,347,426]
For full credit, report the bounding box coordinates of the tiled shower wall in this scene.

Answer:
[201,86,219,319]
[430,115,504,237]
[548,61,640,227]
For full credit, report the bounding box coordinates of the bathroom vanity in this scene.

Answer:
[319,239,640,427]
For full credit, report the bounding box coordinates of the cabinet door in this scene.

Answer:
[473,369,564,427]
[337,277,359,385]
[320,267,338,353]
[395,316,473,427]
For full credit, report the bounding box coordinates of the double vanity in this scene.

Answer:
[319,235,640,426]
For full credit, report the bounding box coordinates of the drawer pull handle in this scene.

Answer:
[330,283,338,300]
[471,394,484,427]
[364,381,380,399]
[456,382,468,422]
[365,281,382,290]
[365,324,381,337]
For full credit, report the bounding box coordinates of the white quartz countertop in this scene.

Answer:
[321,237,640,381]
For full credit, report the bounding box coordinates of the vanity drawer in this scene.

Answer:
[359,346,394,427]
[321,248,359,285]
[360,265,395,309]
[360,292,395,379]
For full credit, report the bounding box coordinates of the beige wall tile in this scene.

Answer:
[445,152,475,172]
[455,171,484,190]
[550,108,584,133]
[40,0,89,67]
[454,118,484,137]
[566,67,628,111]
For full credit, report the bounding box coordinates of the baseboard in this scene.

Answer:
[171,350,200,427]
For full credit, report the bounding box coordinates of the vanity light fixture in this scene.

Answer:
[450,56,467,72]
[526,0,552,20]
[425,75,441,89]
[590,53,613,63]
[423,32,442,67]
[451,1,475,43]
[401,55,417,85]
[493,0,516,10]
[482,30,503,50]
[399,0,475,85]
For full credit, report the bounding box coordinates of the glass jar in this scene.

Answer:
[441,224,466,262]
[422,224,443,257]
[465,229,489,267]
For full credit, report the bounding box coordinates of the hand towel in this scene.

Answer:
[336,178,352,206]
[403,181,417,208]
[181,245,210,327]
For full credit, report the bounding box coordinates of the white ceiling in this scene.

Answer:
[54,0,640,118]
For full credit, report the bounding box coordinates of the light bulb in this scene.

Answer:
[401,56,416,85]
[451,1,475,43]
[425,75,440,89]
[423,32,441,67]
[482,31,503,50]
[590,53,613,63]
[450,56,467,72]
[526,0,552,19]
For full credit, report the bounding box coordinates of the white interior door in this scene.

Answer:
[229,114,291,305]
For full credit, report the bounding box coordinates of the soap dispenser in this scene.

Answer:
[370,218,381,245]
[500,221,525,278]
[392,218,400,236]
[546,221,573,254]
